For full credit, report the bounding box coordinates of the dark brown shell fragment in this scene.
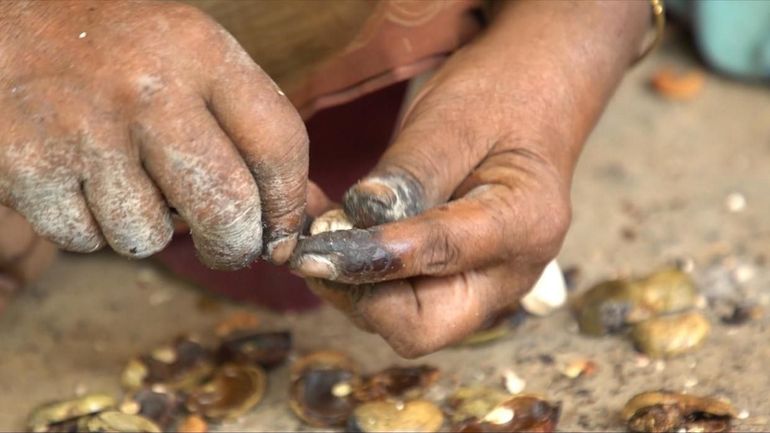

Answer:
[186,364,267,421]
[217,330,291,369]
[354,365,439,402]
[289,351,361,427]
[623,391,736,433]
[121,336,214,391]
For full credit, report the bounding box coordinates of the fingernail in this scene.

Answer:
[344,174,424,227]
[267,234,298,265]
[295,254,337,279]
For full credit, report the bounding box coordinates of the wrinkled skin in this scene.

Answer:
[0,1,310,269]
[292,1,650,357]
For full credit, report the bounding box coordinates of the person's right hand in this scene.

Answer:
[0,1,309,269]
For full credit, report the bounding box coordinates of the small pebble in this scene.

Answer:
[148,290,173,306]
[634,356,651,368]
[683,377,698,388]
[502,370,526,394]
[654,360,666,372]
[737,409,750,420]
[559,357,597,379]
[732,265,755,284]
[725,192,746,212]
[78,31,87,39]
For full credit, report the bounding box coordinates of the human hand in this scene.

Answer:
[292,1,650,357]
[0,1,308,268]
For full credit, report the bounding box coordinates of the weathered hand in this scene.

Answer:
[0,1,308,268]
[292,1,649,357]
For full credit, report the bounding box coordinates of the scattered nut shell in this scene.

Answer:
[558,356,598,379]
[217,330,292,369]
[119,387,180,430]
[27,394,116,432]
[186,364,267,421]
[76,410,161,432]
[623,391,736,433]
[348,399,444,432]
[289,351,361,427]
[575,268,698,336]
[446,387,512,425]
[631,311,710,358]
[354,365,440,402]
[121,336,213,391]
[521,261,567,316]
[453,395,561,432]
[502,370,526,394]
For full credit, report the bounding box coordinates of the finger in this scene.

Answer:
[294,184,547,283]
[10,183,105,253]
[81,128,173,258]
[355,265,540,358]
[133,97,262,270]
[209,50,309,265]
[0,119,106,252]
[342,92,493,228]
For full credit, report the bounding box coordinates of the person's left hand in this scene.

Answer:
[291,1,649,357]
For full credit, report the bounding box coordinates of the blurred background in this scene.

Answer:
[1,2,769,432]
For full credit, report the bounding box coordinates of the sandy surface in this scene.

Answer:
[2,30,769,431]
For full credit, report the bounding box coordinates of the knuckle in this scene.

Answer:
[159,2,222,35]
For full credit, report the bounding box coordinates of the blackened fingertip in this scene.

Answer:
[343,172,425,228]
[292,228,401,282]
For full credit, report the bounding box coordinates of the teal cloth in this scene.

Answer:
[668,0,770,79]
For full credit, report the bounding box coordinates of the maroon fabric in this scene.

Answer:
[154,82,407,311]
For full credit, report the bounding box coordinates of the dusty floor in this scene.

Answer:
[2,30,770,431]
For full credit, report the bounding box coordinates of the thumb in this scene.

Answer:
[342,90,493,227]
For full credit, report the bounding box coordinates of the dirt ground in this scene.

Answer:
[1,28,769,432]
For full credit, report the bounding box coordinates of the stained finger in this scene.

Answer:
[209,49,308,264]
[293,185,525,283]
[134,97,262,270]
[82,130,173,258]
[342,89,493,228]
